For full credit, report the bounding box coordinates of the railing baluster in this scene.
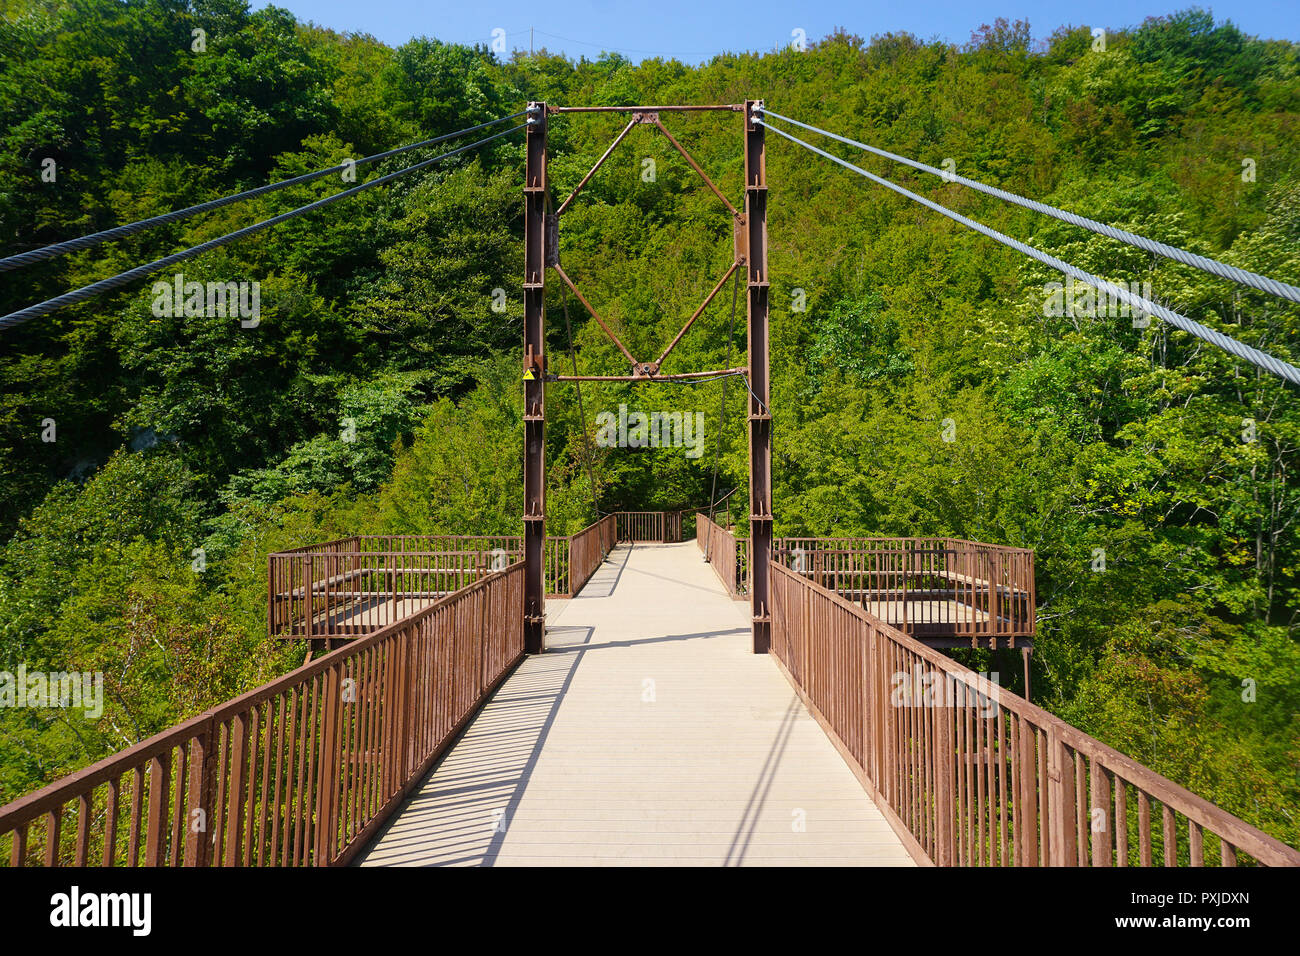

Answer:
[74,793,90,867]
[11,824,27,867]
[170,745,187,866]
[127,767,143,866]
[1138,791,1153,866]
[44,808,60,867]
[103,778,119,867]
[145,753,170,866]
[1115,775,1128,867]
[1163,805,1177,866]
[1090,758,1111,867]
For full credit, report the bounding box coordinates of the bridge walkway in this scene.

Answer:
[357,541,913,866]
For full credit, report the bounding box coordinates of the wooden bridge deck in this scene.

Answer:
[357,542,913,867]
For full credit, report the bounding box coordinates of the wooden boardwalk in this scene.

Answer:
[357,542,914,867]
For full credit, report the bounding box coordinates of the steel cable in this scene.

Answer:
[756,107,1300,306]
[0,124,525,331]
[757,118,1300,386]
[0,111,529,274]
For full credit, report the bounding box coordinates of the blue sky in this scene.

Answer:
[260,1,1298,61]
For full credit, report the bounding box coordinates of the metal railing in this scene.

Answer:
[0,564,525,867]
[695,522,1034,647]
[268,546,512,640]
[268,521,629,639]
[696,512,750,597]
[615,511,685,543]
[775,537,1036,645]
[769,563,1300,867]
[567,515,617,596]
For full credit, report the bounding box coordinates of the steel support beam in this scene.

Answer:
[744,100,773,654]
[523,102,548,653]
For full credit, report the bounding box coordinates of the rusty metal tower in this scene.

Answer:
[521,100,772,654]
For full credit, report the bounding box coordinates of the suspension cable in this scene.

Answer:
[0,111,529,274]
[757,107,1300,306]
[756,118,1300,387]
[0,124,525,331]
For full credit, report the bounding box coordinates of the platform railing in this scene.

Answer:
[0,564,526,868]
[774,537,1036,645]
[269,520,630,639]
[268,548,510,641]
[769,562,1300,867]
[614,510,689,542]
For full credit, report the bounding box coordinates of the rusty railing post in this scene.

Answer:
[314,665,342,866]
[935,692,955,865]
[523,101,548,654]
[183,716,217,866]
[744,99,772,654]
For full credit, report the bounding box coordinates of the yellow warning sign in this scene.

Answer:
[522,368,536,381]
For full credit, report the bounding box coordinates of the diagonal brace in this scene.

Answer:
[551,263,642,370]
[653,118,739,216]
[654,261,740,370]
[556,118,638,217]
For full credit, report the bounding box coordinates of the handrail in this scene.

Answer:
[696,512,749,597]
[567,515,617,595]
[769,562,1300,867]
[267,518,632,638]
[272,536,362,557]
[0,564,526,867]
[615,511,685,542]
[773,536,1036,643]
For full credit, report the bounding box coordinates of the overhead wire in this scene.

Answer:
[757,107,1300,306]
[754,115,1300,387]
[0,111,529,274]
[0,123,525,331]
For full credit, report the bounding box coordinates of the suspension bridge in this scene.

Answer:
[1,100,1298,868]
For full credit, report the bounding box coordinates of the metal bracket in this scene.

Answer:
[524,344,544,385]
[545,214,559,267]
[733,214,748,267]
[632,111,660,124]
